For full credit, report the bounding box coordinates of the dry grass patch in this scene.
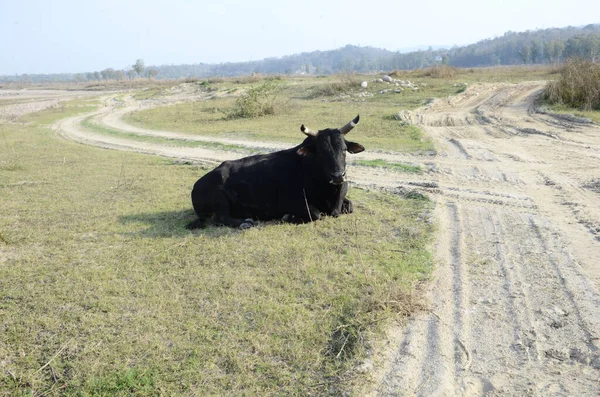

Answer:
[307,74,362,98]
[544,59,600,111]
[417,65,458,79]
[227,81,289,119]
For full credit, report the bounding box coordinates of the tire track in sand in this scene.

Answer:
[373,82,600,396]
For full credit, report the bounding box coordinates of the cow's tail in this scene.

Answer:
[186,218,206,230]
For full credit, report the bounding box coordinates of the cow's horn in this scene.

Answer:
[301,124,318,137]
[339,115,360,135]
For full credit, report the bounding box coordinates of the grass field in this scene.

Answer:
[1,102,433,395]
[124,75,453,153]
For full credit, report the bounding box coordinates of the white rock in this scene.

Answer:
[361,81,368,88]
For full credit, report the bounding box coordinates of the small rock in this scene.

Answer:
[361,81,368,88]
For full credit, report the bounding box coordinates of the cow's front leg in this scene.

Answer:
[329,183,350,217]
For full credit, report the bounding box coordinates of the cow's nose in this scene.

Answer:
[330,172,346,185]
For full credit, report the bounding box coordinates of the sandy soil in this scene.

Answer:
[371,82,600,396]
[6,82,600,395]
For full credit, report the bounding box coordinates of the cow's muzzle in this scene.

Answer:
[329,172,346,185]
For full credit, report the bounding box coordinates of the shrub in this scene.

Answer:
[419,65,457,79]
[544,58,600,110]
[227,81,286,119]
[308,74,360,98]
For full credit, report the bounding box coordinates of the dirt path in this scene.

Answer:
[44,83,600,395]
[374,82,600,396]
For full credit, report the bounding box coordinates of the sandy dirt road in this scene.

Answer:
[371,82,600,396]
[0,89,106,121]
[9,82,600,395]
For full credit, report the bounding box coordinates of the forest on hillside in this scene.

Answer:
[2,24,599,83]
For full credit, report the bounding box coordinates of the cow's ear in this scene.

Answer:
[346,141,365,154]
[297,145,314,157]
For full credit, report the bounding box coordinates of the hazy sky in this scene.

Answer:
[1,0,599,75]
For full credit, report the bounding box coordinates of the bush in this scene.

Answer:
[419,65,457,79]
[308,74,360,98]
[544,59,600,110]
[227,81,286,119]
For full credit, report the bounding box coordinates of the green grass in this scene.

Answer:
[544,103,600,124]
[0,105,433,395]
[355,159,422,174]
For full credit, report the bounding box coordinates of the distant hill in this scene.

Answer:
[2,24,599,83]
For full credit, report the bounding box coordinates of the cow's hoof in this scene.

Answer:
[282,214,291,222]
[239,218,255,229]
[341,202,353,214]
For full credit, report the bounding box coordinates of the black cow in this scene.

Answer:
[187,115,364,229]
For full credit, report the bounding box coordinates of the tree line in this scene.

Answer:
[446,25,600,67]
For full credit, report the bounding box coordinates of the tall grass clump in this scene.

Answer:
[419,65,458,79]
[308,74,361,98]
[544,58,600,110]
[227,81,286,118]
